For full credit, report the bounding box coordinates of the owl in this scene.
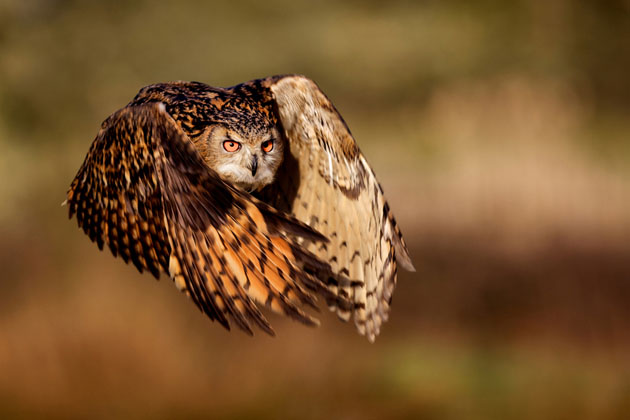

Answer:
[66,75,414,342]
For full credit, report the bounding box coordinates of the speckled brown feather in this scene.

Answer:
[255,75,415,342]
[67,102,346,335]
[67,75,411,342]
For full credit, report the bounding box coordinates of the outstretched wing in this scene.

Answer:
[67,102,348,335]
[250,75,415,342]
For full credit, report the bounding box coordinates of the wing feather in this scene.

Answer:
[67,102,345,335]
[255,75,414,341]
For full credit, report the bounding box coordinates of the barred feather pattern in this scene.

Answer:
[258,76,415,342]
[67,103,347,335]
[67,75,413,342]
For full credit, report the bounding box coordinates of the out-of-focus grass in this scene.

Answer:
[1,1,630,419]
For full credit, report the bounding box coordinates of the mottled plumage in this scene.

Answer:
[67,75,414,342]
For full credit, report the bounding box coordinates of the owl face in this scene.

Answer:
[200,123,284,192]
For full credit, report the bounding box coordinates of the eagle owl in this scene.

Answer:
[66,75,414,342]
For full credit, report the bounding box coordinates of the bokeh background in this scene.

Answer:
[1,0,629,418]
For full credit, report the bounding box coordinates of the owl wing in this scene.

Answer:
[67,102,348,335]
[252,75,415,342]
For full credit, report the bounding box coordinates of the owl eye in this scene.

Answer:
[261,140,274,153]
[222,140,241,152]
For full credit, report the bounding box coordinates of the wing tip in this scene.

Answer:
[398,254,416,272]
[392,234,415,272]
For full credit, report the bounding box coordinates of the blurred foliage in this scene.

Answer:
[1,0,630,419]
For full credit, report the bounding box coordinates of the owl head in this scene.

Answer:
[195,106,284,193]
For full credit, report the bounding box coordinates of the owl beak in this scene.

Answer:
[250,154,258,176]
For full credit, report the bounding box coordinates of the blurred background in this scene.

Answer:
[1,0,629,418]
